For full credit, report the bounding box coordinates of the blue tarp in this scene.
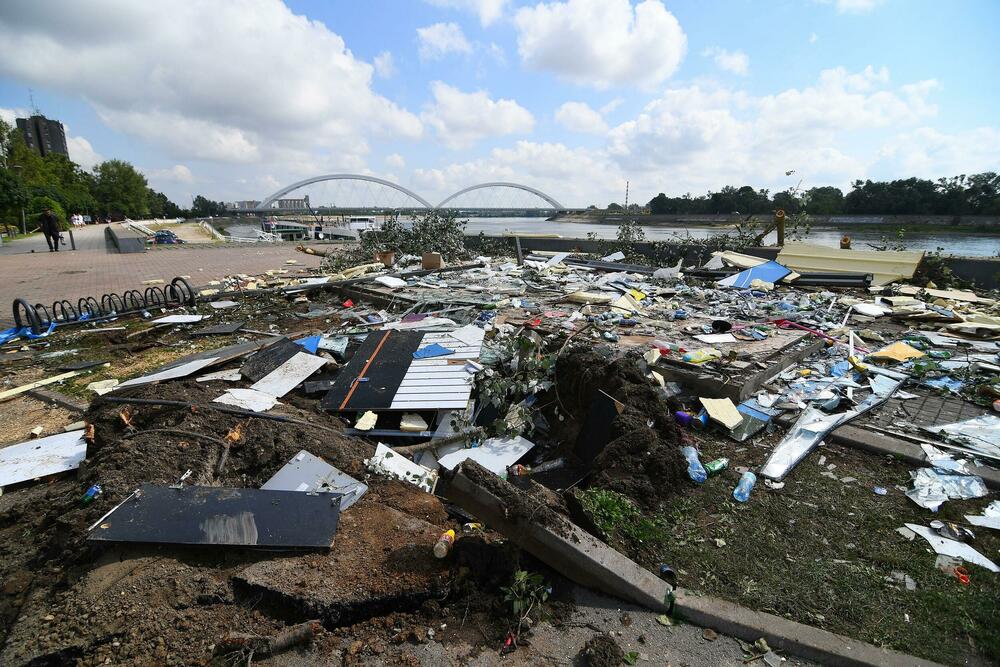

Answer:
[295,335,321,354]
[0,321,57,345]
[413,343,454,359]
[718,260,792,289]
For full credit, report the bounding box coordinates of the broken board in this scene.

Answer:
[0,430,87,488]
[88,484,341,549]
[262,450,368,511]
[240,338,303,382]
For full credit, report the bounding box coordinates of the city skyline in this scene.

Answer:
[0,0,998,208]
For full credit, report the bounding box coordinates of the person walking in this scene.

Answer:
[39,208,61,252]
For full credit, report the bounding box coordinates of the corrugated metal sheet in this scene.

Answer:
[776,243,923,286]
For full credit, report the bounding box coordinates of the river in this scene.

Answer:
[226,217,1000,257]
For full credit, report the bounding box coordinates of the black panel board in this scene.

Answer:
[191,321,245,336]
[240,337,301,382]
[88,484,341,549]
[575,390,625,464]
[320,330,423,411]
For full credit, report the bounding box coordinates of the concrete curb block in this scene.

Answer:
[25,388,89,413]
[674,589,947,667]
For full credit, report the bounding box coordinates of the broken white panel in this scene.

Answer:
[545,252,570,267]
[250,352,327,398]
[209,300,238,309]
[448,324,486,348]
[965,501,1000,531]
[388,330,482,410]
[262,450,367,511]
[694,333,737,344]
[87,379,120,395]
[852,303,891,317]
[195,368,242,383]
[601,251,625,262]
[118,357,220,388]
[374,276,408,289]
[213,388,279,413]
[150,314,205,324]
[761,408,851,480]
[436,436,535,476]
[365,443,437,493]
[0,430,87,488]
[905,523,998,572]
[383,317,459,330]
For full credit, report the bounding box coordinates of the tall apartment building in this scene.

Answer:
[16,114,69,157]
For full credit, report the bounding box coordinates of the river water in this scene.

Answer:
[227,217,1000,257]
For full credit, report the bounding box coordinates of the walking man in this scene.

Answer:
[39,208,61,252]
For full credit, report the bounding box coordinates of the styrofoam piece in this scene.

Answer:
[118,357,220,388]
[374,276,408,289]
[213,388,279,412]
[436,435,535,476]
[262,450,367,511]
[250,352,327,398]
[0,430,87,488]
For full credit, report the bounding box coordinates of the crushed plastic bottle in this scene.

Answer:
[433,529,456,558]
[681,446,707,484]
[733,472,757,503]
[682,348,721,364]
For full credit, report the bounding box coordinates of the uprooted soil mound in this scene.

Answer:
[554,349,687,508]
[579,633,625,667]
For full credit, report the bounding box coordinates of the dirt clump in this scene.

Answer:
[579,632,625,667]
[555,349,687,509]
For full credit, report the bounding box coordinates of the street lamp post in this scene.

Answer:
[12,164,26,235]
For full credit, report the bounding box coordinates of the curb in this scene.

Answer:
[674,589,947,667]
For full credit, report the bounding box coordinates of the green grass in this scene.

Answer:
[583,436,999,666]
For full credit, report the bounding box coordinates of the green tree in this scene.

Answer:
[191,195,227,217]
[648,192,669,214]
[606,202,624,212]
[92,159,150,219]
[28,195,66,230]
[804,186,844,215]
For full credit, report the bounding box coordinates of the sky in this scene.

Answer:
[0,0,998,209]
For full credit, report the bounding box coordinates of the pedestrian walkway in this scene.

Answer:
[0,234,322,328]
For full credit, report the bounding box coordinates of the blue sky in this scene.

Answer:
[0,0,997,208]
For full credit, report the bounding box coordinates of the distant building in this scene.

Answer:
[272,196,309,210]
[16,114,69,157]
[226,200,261,211]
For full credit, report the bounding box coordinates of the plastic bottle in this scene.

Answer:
[680,446,707,484]
[82,484,102,505]
[733,472,757,503]
[433,529,456,558]
[682,348,721,364]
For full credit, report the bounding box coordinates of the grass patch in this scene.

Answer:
[584,434,999,666]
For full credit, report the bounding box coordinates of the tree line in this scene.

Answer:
[639,173,1000,217]
[0,118,226,231]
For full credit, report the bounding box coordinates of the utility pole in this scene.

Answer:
[624,181,629,210]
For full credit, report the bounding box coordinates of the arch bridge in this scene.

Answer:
[251,174,567,214]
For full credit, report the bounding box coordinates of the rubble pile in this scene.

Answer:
[0,241,997,665]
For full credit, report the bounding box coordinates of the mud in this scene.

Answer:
[579,633,625,667]
[555,349,687,508]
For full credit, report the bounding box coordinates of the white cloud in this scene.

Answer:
[600,98,624,115]
[148,164,194,185]
[0,106,25,125]
[0,0,422,169]
[374,51,395,78]
[514,0,686,89]
[417,22,473,60]
[877,127,1000,178]
[385,153,406,169]
[66,135,102,169]
[425,0,508,26]
[606,66,940,193]
[703,47,749,75]
[555,101,608,134]
[809,32,819,43]
[421,81,534,149]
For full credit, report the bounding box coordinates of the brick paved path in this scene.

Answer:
[0,226,322,328]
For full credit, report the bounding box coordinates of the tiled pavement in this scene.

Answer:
[0,227,322,328]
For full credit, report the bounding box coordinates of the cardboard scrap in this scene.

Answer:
[868,341,925,362]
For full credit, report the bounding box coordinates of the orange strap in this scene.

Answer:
[339,330,391,410]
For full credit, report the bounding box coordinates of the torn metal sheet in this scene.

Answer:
[436,436,535,476]
[262,450,367,511]
[118,357,220,388]
[777,243,923,286]
[88,484,341,549]
[761,377,904,480]
[923,415,1000,459]
[0,430,87,488]
[905,467,987,511]
[249,351,327,398]
[905,523,998,572]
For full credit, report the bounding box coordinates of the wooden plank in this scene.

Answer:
[0,367,102,402]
